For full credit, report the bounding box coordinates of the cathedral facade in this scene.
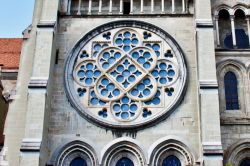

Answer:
[1,0,250,166]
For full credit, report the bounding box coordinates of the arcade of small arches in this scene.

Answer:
[48,138,194,166]
[214,5,250,49]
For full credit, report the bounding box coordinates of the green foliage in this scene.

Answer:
[225,163,233,166]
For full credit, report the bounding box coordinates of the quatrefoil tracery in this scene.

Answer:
[73,28,180,121]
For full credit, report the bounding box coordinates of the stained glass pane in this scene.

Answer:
[162,155,181,166]
[116,157,134,166]
[70,157,87,166]
[224,71,239,110]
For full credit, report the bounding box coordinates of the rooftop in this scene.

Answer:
[0,38,22,70]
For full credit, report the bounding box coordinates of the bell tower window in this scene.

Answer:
[123,1,131,14]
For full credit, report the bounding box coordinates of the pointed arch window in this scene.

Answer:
[162,155,181,166]
[116,157,134,166]
[70,157,87,166]
[224,71,239,110]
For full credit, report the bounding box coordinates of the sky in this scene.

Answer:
[0,0,35,38]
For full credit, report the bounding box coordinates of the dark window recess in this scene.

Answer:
[116,157,134,166]
[162,155,181,166]
[123,2,130,14]
[69,157,87,166]
[240,159,250,166]
[224,29,249,49]
[224,71,239,110]
[55,49,59,65]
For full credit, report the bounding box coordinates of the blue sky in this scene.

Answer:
[0,0,35,38]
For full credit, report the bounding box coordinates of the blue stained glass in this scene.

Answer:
[121,112,129,119]
[130,104,138,111]
[94,44,102,51]
[160,70,167,77]
[70,157,87,166]
[113,89,120,96]
[131,89,139,96]
[91,98,99,105]
[128,75,136,82]
[103,52,110,59]
[107,83,115,90]
[128,65,136,72]
[143,89,151,96]
[143,62,151,69]
[124,38,131,45]
[152,97,160,105]
[122,97,129,104]
[160,63,167,69]
[102,62,109,69]
[78,70,85,77]
[108,57,116,64]
[121,104,129,111]
[85,78,93,85]
[86,63,94,70]
[160,78,167,84]
[152,44,160,51]
[117,65,124,72]
[101,89,108,96]
[132,52,139,59]
[152,70,159,77]
[138,83,145,90]
[224,71,239,110]
[122,70,130,77]
[143,52,151,58]
[115,38,123,45]
[101,78,109,85]
[117,156,131,165]
[132,38,139,45]
[124,31,131,38]
[113,104,121,112]
[138,57,146,64]
[124,46,130,52]
[168,70,175,77]
[117,75,124,82]
[86,70,93,77]
[162,155,181,166]
[143,78,150,85]
[94,70,101,77]
[114,52,121,59]
[155,51,160,57]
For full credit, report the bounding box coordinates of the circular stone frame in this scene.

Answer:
[64,20,187,129]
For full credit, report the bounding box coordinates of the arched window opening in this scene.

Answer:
[69,157,87,166]
[224,71,239,110]
[218,9,233,49]
[235,9,249,49]
[240,158,250,166]
[116,157,134,166]
[123,1,131,14]
[70,0,79,15]
[162,155,181,166]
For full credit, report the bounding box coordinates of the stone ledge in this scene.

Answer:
[28,77,48,89]
[195,19,213,28]
[20,138,41,152]
[199,80,218,89]
[37,21,56,28]
[202,142,223,156]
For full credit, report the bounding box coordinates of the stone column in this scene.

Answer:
[77,0,82,15]
[109,0,112,14]
[230,15,237,47]
[151,0,154,13]
[67,0,72,15]
[215,16,220,47]
[19,0,59,165]
[88,0,92,14]
[130,0,133,14]
[182,0,185,13]
[195,0,223,165]
[98,0,102,14]
[172,0,175,13]
[140,0,144,13]
[161,0,165,14]
[246,17,250,47]
[119,0,123,14]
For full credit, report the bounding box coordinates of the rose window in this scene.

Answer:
[65,21,187,128]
